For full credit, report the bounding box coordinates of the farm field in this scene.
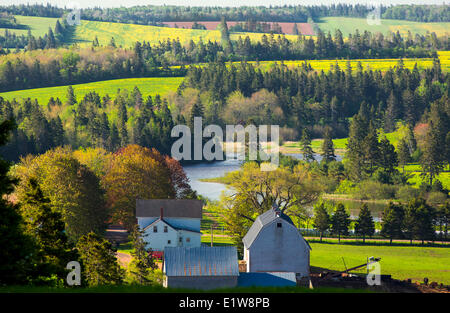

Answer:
[0,15,60,37]
[310,241,450,285]
[0,77,183,106]
[316,17,450,37]
[163,21,314,35]
[71,20,300,48]
[249,50,450,73]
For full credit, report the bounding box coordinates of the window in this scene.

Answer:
[277,222,282,228]
[164,226,168,233]
[179,237,183,243]
[167,240,171,244]
[186,238,190,243]
[153,226,157,233]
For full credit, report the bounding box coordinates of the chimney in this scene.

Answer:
[160,207,163,220]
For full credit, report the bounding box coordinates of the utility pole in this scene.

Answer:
[210,224,213,247]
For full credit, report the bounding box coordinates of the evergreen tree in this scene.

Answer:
[300,128,315,162]
[20,178,76,285]
[321,127,336,163]
[381,202,405,244]
[397,138,411,173]
[421,114,445,186]
[189,98,204,130]
[355,204,375,243]
[0,120,35,285]
[404,198,435,244]
[331,203,351,243]
[313,203,330,241]
[76,232,124,286]
[363,121,380,176]
[127,225,156,285]
[66,86,76,106]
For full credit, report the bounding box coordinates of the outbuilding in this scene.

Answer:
[242,206,311,278]
[163,246,239,290]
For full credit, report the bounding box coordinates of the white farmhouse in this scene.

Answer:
[136,199,203,251]
[242,206,311,278]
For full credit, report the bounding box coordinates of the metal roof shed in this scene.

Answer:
[163,246,239,290]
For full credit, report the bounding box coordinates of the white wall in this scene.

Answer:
[246,218,310,277]
[143,219,178,251]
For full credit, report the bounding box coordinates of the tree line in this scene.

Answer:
[2,3,447,24]
[313,199,449,245]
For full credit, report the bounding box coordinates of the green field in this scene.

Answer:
[72,20,299,48]
[0,77,183,106]
[317,17,450,37]
[250,51,450,73]
[0,15,60,38]
[310,241,450,285]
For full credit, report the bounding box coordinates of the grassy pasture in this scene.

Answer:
[71,20,300,48]
[0,15,60,37]
[310,241,450,285]
[316,17,450,37]
[0,77,183,106]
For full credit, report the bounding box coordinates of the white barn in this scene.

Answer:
[242,206,311,278]
[136,199,203,251]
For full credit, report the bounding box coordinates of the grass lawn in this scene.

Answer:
[0,284,367,293]
[316,17,450,37]
[0,77,183,106]
[310,241,450,285]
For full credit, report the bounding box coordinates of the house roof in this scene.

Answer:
[242,208,311,250]
[136,199,203,218]
[164,246,239,277]
[242,208,294,248]
[238,272,297,287]
[143,218,201,234]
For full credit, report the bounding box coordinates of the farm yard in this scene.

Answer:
[0,2,449,297]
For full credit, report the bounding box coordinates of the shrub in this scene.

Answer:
[396,185,420,202]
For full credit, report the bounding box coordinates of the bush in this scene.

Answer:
[426,192,448,208]
[354,180,397,200]
[335,179,356,194]
[396,185,420,202]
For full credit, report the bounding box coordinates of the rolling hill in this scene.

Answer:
[316,17,450,37]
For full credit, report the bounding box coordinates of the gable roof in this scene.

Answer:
[242,208,311,250]
[136,199,203,218]
[164,246,239,277]
[143,218,201,234]
[242,208,294,248]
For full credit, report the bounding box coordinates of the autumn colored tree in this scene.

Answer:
[102,145,176,230]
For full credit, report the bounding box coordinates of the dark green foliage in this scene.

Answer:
[381,202,405,244]
[20,178,77,285]
[313,203,330,241]
[76,232,124,286]
[404,198,436,244]
[300,128,314,162]
[128,225,156,285]
[321,127,336,163]
[331,203,351,243]
[354,204,375,243]
[0,119,35,285]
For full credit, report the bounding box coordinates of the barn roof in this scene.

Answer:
[242,208,294,248]
[136,199,203,218]
[164,246,239,277]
